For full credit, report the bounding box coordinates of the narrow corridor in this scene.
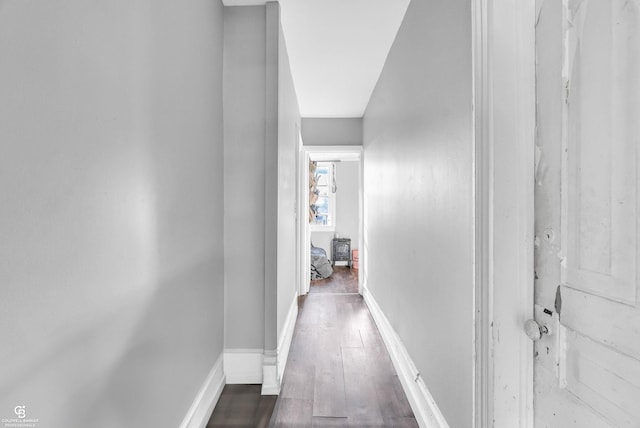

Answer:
[269,293,417,427]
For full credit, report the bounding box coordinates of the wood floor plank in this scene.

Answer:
[256,395,278,428]
[317,326,342,356]
[381,417,420,427]
[310,266,358,294]
[374,375,415,420]
[336,303,364,348]
[312,416,349,427]
[288,325,318,364]
[357,318,388,355]
[280,362,316,400]
[208,384,275,428]
[391,375,415,417]
[341,347,385,425]
[318,298,339,328]
[313,356,348,417]
[272,397,313,428]
[313,327,348,417]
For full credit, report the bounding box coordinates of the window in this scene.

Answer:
[311,162,336,231]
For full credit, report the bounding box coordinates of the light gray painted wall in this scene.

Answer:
[362,0,474,426]
[311,161,360,256]
[264,2,279,353]
[223,6,267,350]
[0,0,225,426]
[224,3,299,354]
[302,118,363,146]
[276,11,302,340]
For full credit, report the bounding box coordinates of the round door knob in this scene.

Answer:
[524,319,549,341]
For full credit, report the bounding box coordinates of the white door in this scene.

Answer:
[533,0,640,426]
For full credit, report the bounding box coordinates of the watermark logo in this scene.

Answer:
[2,405,38,427]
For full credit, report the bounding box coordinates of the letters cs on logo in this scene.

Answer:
[14,406,26,419]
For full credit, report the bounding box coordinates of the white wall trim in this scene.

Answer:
[224,349,264,384]
[362,287,449,428]
[472,0,493,426]
[358,150,364,295]
[179,353,225,428]
[473,0,536,427]
[276,295,299,384]
[299,149,311,295]
[261,350,279,395]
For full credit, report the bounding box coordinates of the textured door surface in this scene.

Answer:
[534,0,640,426]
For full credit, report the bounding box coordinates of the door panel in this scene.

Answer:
[534,0,640,426]
[565,328,640,426]
[561,286,640,360]
[565,0,639,304]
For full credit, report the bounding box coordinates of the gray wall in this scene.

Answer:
[264,2,279,354]
[0,0,225,426]
[276,11,302,341]
[224,3,300,355]
[302,118,363,146]
[362,0,474,426]
[223,6,267,350]
[311,161,360,256]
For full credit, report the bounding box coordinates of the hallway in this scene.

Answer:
[8,0,634,426]
[269,293,417,427]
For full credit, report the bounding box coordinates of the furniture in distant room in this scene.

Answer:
[310,243,333,280]
[331,238,351,268]
[352,249,359,269]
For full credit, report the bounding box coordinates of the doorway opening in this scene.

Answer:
[297,146,364,297]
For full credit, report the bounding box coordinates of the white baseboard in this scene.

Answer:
[261,350,279,395]
[224,349,264,384]
[277,295,299,384]
[362,287,450,428]
[179,352,225,428]
[262,295,299,395]
[224,298,297,395]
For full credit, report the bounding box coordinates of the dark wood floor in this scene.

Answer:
[208,270,415,427]
[270,293,417,427]
[207,384,277,428]
[310,266,359,294]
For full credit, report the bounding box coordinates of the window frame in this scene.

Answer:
[310,162,336,232]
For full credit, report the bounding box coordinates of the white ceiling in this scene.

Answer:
[278,0,410,118]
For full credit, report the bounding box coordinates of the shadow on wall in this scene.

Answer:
[0,258,222,428]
